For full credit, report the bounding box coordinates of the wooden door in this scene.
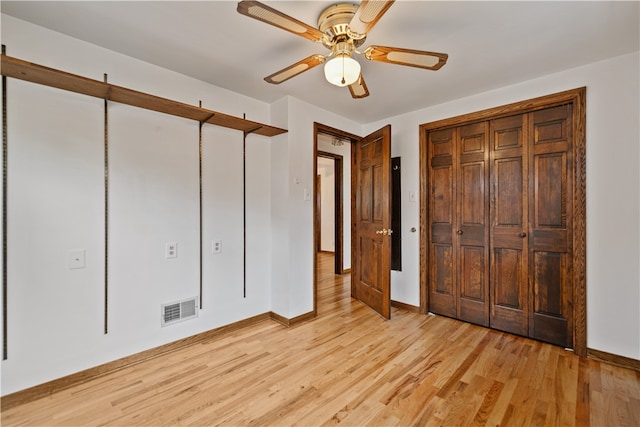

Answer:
[457,122,490,326]
[490,114,529,336]
[352,125,392,319]
[529,105,573,347]
[421,89,585,352]
[427,127,457,318]
[425,105,575,347]
[427,123,489,326]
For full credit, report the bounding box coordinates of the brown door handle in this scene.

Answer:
[457,229,463,235]
[519,232,527,238]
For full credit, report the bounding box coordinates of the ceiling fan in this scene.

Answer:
[237,0,448,99]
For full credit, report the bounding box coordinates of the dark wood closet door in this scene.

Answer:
[457,122,489,326]
[489,114,529,336]
[427,128,457,318]
[529,105,573,347]
[426,103,575,348]
[422,90,584,351]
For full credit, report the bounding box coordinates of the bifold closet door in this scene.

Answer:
[427,103,575,348]
[489,114,529,336]
[528,105,573,348]
[456,122,489,326]
[427,127,457,319]
[427,123,489,326]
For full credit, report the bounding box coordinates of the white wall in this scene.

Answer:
[1,15,273,395]
[318,157,335,252]
[268,97,291,318]
[365,51,640,360]
[318,134,352,270]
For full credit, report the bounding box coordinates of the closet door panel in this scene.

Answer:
[491,248,526,334]
[428,129,456,317]
[532,251,569,345]
[490,114,529,335]
[459,245,487,324]
[530,105,573,347]
[491,156,525,331]
[457,123,489,326]
[432,166,453,225]
[430,244,455,316]
[534,153,566,227]
[494,158,523,226]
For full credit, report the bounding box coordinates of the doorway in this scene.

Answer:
[317,152,343,274]
[313,123,394,319]
[313,123,360,315]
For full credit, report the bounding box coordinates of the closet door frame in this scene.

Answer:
[419,87,586,357]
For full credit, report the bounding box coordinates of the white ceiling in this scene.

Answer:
[2,1,638,124]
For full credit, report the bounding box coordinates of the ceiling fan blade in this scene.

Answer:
[348,74,370,99]
[264,55,325,84]
[363,45,448,70]
[237,0,325,42]
[348,1,395,38]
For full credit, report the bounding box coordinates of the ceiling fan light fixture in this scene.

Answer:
[324,54,361,87]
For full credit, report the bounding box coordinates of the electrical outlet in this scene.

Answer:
[68,249,86,269]
[212,240,222,254]
[166,242,178,259]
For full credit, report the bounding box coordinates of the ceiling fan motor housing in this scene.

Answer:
[318,3,366,50]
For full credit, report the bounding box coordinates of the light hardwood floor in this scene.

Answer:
[2,253,639,426]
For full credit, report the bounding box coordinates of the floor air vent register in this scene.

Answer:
[161,297,198,326]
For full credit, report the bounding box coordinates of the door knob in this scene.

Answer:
[376,228,392,235]
[457,229,463,235]
[519,232,527,238]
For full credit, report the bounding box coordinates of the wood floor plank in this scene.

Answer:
[2,252,639,426]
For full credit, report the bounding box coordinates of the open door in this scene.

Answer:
[352,125,392,319]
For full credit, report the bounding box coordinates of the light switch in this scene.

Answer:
[68,249,86,269]
[304,188,311,201]
[409,191,417,202]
